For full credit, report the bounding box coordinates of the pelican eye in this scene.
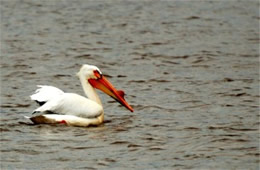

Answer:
[94,70,102,79]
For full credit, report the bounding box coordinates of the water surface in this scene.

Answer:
[1,1,259,169]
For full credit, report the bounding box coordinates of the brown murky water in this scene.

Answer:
[1,1,259,169]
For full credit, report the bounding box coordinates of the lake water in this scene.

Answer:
[1,1,259,169]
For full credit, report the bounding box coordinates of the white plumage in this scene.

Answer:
[31,89,103,118]
[30,85,64,103]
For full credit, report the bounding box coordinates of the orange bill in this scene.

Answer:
[88,75,134,112]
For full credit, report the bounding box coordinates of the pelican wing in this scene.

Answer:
[30,85,64,105]
[32,93,103,119]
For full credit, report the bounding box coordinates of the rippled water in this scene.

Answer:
[1,1,259,169]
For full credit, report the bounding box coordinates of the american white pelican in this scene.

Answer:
[29,64,134,127]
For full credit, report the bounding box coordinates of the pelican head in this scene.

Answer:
[77,64,102,79]
[77,64,134,112]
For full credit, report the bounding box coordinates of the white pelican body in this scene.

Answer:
[29,64,133,127]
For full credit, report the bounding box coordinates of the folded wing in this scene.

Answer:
[30,86,103,119]
[30,85,64,105]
